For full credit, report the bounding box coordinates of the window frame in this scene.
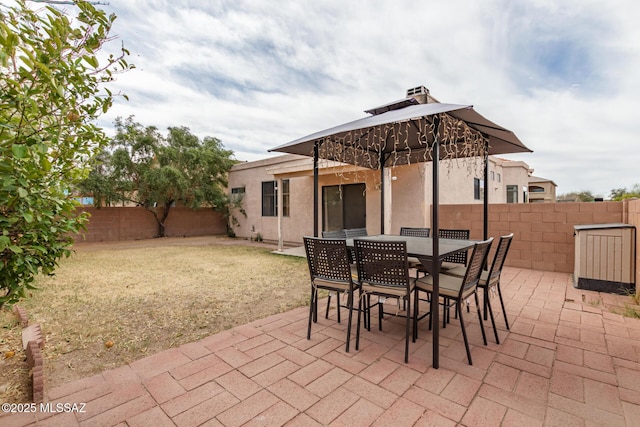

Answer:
[506,185,518,203]
[282,179,290,217]
[261,181,277,217]
[473,178,484,200]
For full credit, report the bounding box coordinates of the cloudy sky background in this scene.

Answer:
[90,0,638,197]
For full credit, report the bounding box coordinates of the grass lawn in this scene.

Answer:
[0,236,310,403]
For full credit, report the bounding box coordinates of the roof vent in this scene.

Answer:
[406,85,429,97]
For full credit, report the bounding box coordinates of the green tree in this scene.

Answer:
[83,116,236,237]
[610,184,640,201]
[557,191,597,202]
[0,0,132,307]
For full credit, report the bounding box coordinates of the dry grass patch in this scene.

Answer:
[4,237,309,396]
[0,309,29,403]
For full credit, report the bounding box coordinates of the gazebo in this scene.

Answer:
[270,91,532,368]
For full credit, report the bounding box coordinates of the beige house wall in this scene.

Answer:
[501,160,531,203]
[529,179,557,203]
[228,154,532,243]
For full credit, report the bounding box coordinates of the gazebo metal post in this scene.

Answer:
[431,114,441,369]
[380,152,389,234]
[484,141,489,240]
[313,142,319,237]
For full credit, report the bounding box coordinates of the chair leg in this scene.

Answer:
[307,287,316,340]
[325,292,331,319]
[336,291,341,324]
[404,291,411,363]
[485,291,500,344]
[413,290,419,341]
[345,291,353,352]
[496,283,510,330]
[475,291,488,346]
[355,290,363,351]
[458,301,472,365]
[483,287,489,321]
[367,295,372,331]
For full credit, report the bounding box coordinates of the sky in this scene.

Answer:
[86,0,639,197]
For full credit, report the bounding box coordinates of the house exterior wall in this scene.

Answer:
[228,156,315,242]
[228,154,533,243]
[501,160,531,203]
[529,180,557,203]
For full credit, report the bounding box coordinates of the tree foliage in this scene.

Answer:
[80,116,237,237]
[0,0,132,307]
[610,184,640,201]
[556,191,597,202]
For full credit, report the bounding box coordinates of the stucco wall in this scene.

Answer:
[439,201,625,273]
[73,207,226,243]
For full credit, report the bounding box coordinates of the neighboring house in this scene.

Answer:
[227,86,544,245]
[528,176,557,203]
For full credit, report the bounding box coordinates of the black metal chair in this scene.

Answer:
[321,230,349,321]
[354,239,416,363]
[399,227,431,238]
[443,233,514,343]
[344,228,368,238]
[414,237,493,365]
[303,237,359,352]
[400,227,431,278]
[322,230,347,239]
[438,229,471,271]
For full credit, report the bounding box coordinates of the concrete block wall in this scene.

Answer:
[74,207,227,243]
[439,201,625,273]
[626,199,640,296]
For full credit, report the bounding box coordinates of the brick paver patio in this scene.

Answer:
[3,267,640,426]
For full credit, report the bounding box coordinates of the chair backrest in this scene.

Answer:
[344,228,368,238]
[399,227,430,238]
[354,239,409,289]
[438,229,470,265]
[303,237,353,285]
[322,230,346,239]
[486,233,514,284]
[460,237,493,294]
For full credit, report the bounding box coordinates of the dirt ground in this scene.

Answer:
[0,236,310,403]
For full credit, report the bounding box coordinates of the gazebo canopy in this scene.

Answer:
[270,103,531,167]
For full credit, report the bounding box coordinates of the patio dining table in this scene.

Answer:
[346,234,478,368]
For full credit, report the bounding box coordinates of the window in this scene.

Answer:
[529,185,545,193]
[474,178,484,200]
[497,173,501,182]
[282,179,290,217]
[490,171,495,181]
[230,186,245,201]
[506,185,518,203]
[261,180,289,217]
[262,181,276,216]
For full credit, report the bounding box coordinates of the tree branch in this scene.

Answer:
[28,1,109,5]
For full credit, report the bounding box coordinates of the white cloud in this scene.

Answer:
[95,0,640,197]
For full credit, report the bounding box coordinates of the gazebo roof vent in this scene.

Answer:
[406,85,429,98]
